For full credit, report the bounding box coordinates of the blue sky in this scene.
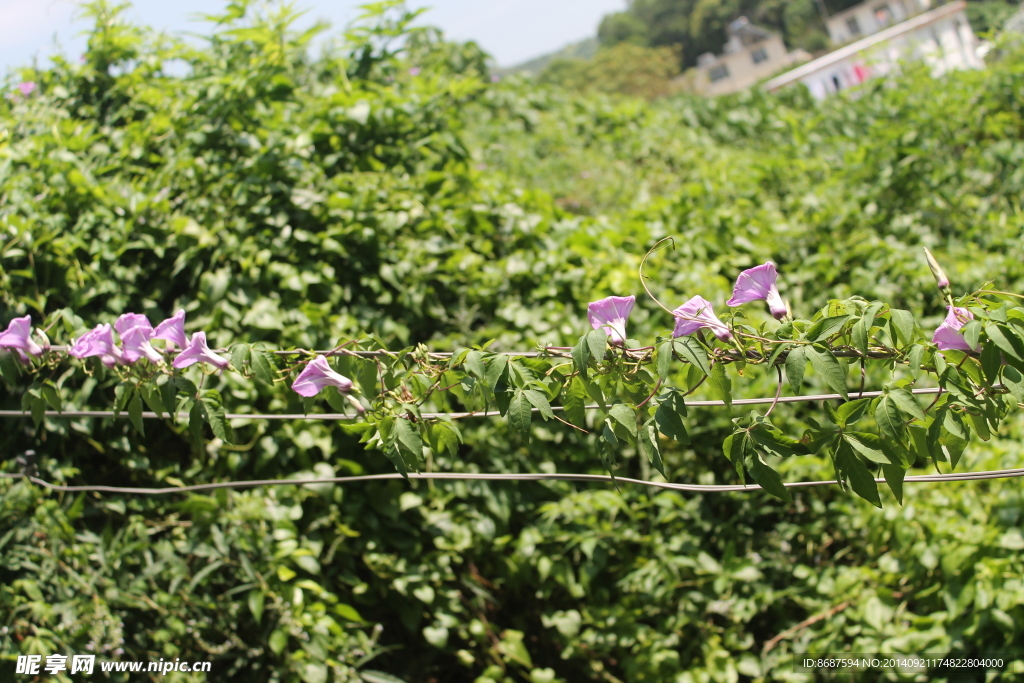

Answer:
[0,0,626,74]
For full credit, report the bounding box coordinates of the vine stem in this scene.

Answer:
[765,366,783,418]
[637,237,806,347]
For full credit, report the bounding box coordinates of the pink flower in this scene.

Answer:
[152,310,189,349]
[120,325,164,364]
[932,306,977,352]
[172,331,229,370]
[727,263,787,320]
[115,313,152,336]
[292,355,354,397]
[17,81,36,97]
[672,296,733,342]
[408,67,421,76]
[587,295,635,346]
[69,324,124,367]
[0,315,45,357]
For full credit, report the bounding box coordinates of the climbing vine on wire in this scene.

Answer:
[3,243,1024,507]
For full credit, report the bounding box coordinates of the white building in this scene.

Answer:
[763,0,981,99]
[824,0,933,44]
[692,18,810,97]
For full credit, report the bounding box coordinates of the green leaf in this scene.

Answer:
[608,403,638,441]
[639,418,666,479]
[586,329,608,364]
[231,344,251,374]
[203,397,233,444]
[844,434,889,464]
[571,333,590,379]
[523,389,555,420]
[942,431,969,469]
[981,342,1001,384]
[160,381,177,418]
[836,398,870,427]
[40,383,61,413]
[428,422,461,458]
[141,384,166,419]
[807,346,848,400]
[128,388,145,436]
[708,363,732,409]
[188,400,204,445]
[251,350,277,385]
[851,317,869,356]
[966,411,990,441]
[889,308,916,346]
[748,427,804,457]
[0,351,21,386]
[655,393,689,444]
[26,390,45,428]
[114,383,132,415]
[269,630,288,656]
[248,590,265,624]
[986,324,1024,362]
[360,671,408,683]
[394,418,424,462]
[464,350,486,380]
[563,376,587,427]
[888,387,926,420]
[962,320,982,351]
[835,441,881,508]
[748,453,791,503]
[907,344,925,381]
[802,315,851,342]
[508,390,532,441]
[875,396,904,440]
[656,340,673,379]
[882,464,905,505]
[485,354,509,391]
[674,337,710,376]
[723,431,746,482]
[785,345,807,394]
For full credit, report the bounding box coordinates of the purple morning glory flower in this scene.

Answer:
[120,324,164,364]
[292,355,355,397]
[727,263,787,320]
[672,296,733,342]
[588,295,635,346]
[153,310,189,349]
[69,324,125,367]
[0,315,45,358]
[932,306,977,352]
[172,331,229,370]
[17,82,36,96]
[115,313,152,336]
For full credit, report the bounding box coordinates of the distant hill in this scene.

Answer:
[498,37,599,76]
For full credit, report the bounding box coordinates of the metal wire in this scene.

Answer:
[2,466,1023,496]
[0,387,944,422]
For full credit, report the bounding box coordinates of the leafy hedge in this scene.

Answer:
[2,2,1024,682]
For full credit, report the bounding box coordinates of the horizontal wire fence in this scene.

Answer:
[0,387,944,422]
[2,467,1023,495]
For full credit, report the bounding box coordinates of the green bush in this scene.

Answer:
[3,2,1024,682]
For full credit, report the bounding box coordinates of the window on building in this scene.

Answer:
[751,48,769,64]
[708,64,730,82]
[874,4,893,28]
[846,17,861,36]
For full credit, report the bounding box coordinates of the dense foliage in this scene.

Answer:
[3,2,1024,682]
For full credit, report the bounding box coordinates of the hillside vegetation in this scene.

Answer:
[2,1,1024,682]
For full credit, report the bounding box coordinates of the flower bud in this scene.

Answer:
[924,247,950,290]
